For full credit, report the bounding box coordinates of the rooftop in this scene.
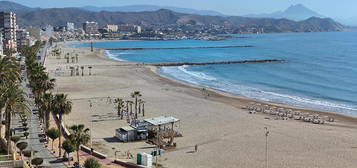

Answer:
[144,116,180,126]
[118,126,136,132]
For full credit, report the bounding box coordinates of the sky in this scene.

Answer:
[4,0,357,18]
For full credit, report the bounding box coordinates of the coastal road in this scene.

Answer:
[16,42,67,168]
[20,70,67,168]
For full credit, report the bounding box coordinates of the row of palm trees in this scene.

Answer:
[25,43,73,158]
[27,44,94,165]
[114,91,146,123]
[0,53,28,153]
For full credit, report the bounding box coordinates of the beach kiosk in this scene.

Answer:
[115,126,136,142]
[143,116,181,148]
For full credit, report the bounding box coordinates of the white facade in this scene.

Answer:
[0,12,17,50]
[16,29,30,49]
[83,21,99,35]
[67,22,75,31]
[104,24,118,32]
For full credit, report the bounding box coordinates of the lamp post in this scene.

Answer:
[89,100,93,155]
[264,127,269,168]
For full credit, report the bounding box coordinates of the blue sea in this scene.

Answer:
[70,32,357,116]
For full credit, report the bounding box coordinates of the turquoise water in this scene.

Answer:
[71,32,357,115]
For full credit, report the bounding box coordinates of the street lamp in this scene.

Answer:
[89,100,93,155]
[264,127,269,168]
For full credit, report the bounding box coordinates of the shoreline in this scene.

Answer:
[93,47,357,126]
[47,43,357,168]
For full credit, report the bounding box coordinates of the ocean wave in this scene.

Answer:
[177,65,217,81]
[103,50,125,61]
[262,91,357,113]
[159,66,357,115]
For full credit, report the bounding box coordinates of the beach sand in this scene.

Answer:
[44,43,357,168]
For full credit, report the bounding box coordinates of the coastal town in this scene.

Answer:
[1,1,357,168]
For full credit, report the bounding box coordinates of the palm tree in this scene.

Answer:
[41,93,54,131]
[3,83,28,153]
[81,66,84,76]
[52,94,72,157]
[76,66,79,76]
[88,66,92,76]
[70,66,74,76]
[131,91,142,119]
[68,124,90,163]
[75,54,79,63]
[138,99,145,115]
[141,101,145,117]
[114,98,124,118]
[66,55,70,63]
[0,56,21,138]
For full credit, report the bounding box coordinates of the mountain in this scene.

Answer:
[245,4,325,21]
[80,5,224,16]
[0,1,345,33]
[14,8,344,33]
[0,1,37,13]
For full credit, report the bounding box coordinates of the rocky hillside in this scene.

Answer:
[0,1,345,33]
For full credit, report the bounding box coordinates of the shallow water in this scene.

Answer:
[71,32,357,115]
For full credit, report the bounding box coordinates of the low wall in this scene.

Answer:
[80,145,107,159]
[113,159,146,168]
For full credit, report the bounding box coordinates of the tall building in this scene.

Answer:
[104,24,118,32]
[0,33,3,56]
[0,12,17,51]
[67,22,75,31]
[16,29,30,49]
[83,21,99,35]
[118,24,142,34]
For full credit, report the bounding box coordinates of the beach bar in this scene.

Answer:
[115,126,137,142]
[115,116,181,144]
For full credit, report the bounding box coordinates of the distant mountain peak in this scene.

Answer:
[0,0,36,13]
[245,4,324,21]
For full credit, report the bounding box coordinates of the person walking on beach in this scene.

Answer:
[195,144,198,152]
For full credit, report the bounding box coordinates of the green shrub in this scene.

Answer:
[84,158,101,168]
[62,139,75,154]
[22,150,32,158]
[10,136,21,143]
[16,142,28,151]
[24,132,29,139]
[31,158,43,166]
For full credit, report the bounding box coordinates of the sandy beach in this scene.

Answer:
[44,42,357,168]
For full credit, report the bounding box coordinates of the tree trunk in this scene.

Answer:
[135,98,138,119]
[58,114,62,157]
[143,103,145,117]
[5,107,11,154]
[77,148,80,163]
[45,110,50,131]
[0,106,3,139]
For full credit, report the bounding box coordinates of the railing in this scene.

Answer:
[0,160,24,167]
